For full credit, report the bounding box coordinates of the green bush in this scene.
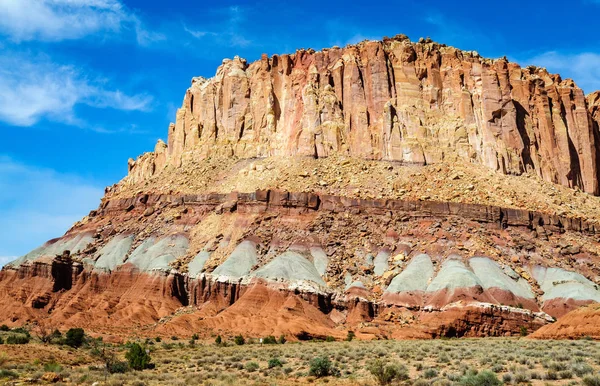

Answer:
[278,335,286,344]
[583,375,600,386]
[325,336,336,342]
[268,358,283,369]
[309,356,338,378]
[519,326,527,336]
[125,343,152,371]
[155,336,161,342]
[0,325,9,331]
[346,331,355,341]
[191,334,199,340]
[262,335,277,344]
[11,327,29,337]
[459,370,502,386]
[65,328,85,348]
[0,337,3,345]
[367,359,409,385]
[0,369,18,379]
[234,335,245,345]
[559,370,573,379]
[108,361,129,374]
[6,334,29,344]
[43,362,63,372]
[573,363,594,377]
[423,368,438,379]
[245,362,259,372]
[215,335,222,345]
[545,370,558,380]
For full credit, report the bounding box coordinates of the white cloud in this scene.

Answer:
[0,256,17,268]
[0,53,153,127]
[526,51,600,94]
[184,6,252,48]
[0,156,104,258]
[0,0,163,44]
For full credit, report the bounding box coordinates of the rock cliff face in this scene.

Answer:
[129,36,600,195]
[3,36,600,340]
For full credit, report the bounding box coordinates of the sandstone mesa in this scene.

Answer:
[2,35,600,340]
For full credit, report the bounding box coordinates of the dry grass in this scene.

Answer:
[1,337,600,385]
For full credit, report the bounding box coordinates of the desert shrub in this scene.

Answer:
[367,359,409,385]
[215,335,222,345]
[191,334,199,340]
[459,370,502,386]
[154,336,161,342]
[502,373,514,383]
[278,335,286,344]
[572,363,594,377]
[262,335,277,344]
[0,337,3,345]
[43,362,63,372]
[234,335,245,345]
[65,328,85,348]
[519,326,527,337]
[48,329,62,344]
[0,369,18,379]
[547,361,568,371]
[245,362,259,372]
[108,361,129,374]
[6,334,29,344]
[514,371,530,383]
[171,335,178,341]
[325,336,336,342]
[268,358,283,369]
[424,368,438,379]
[309,356,337,377]
[559,370,573,379]
[0,325,9,332]
[346,331,356,341]
[545,370,558,380]
[125,343,152,371]
[11,327,29,337]
[583,375,600,386]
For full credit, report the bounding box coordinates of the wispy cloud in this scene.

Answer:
[89,123,149,135]
[0,256,17,268]
[184,6,252,48]
[0,52,153,127]
[525,51,600,94]
[0,155,104,258]
[0,0,163,45]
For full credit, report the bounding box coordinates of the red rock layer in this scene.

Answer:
[128,36,600,195]
[531,303,600,339]
[0,259,549,340]
[2,191,599,339]
[100,189,600,235]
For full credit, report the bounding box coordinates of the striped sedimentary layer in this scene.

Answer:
[2,190,599,338]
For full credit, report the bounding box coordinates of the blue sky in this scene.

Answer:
[1,0,599,265]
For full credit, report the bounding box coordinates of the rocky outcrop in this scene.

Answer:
[127,36,600,195]
[3,187,600,338]
[99,190,600,235]
[531,303,600,339]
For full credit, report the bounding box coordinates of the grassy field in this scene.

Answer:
[1,331,600,385]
